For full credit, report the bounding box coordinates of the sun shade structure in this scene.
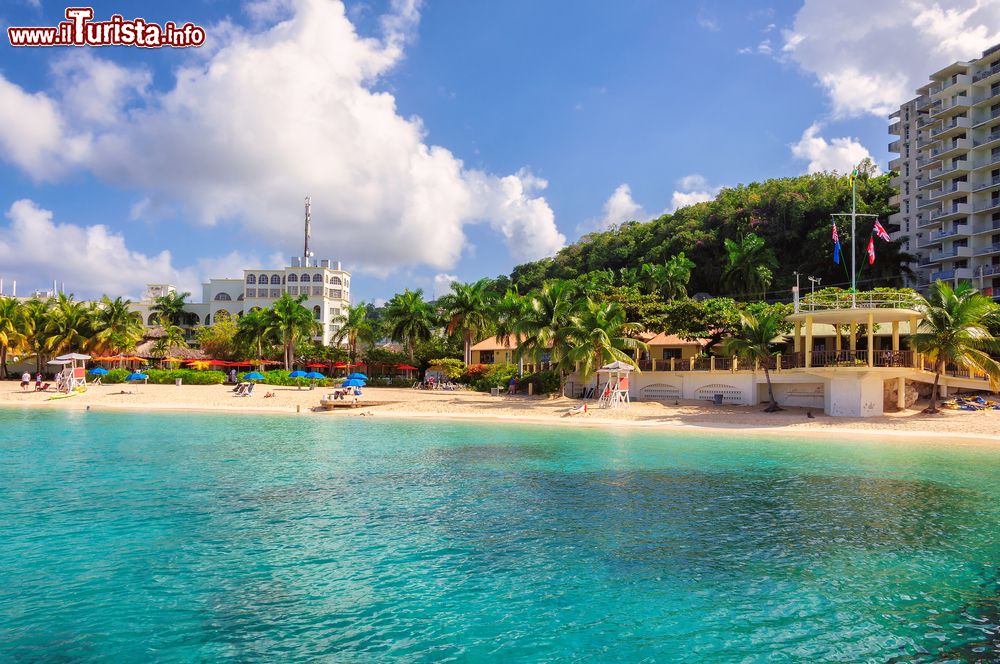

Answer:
[341,378,365,388]
[347,372,368,380]
[289,370,307,378]
[88,368,109,375]
[243,372,265,381]
[126,372,148,381]
[304,371,325,380]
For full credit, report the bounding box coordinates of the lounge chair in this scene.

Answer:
[36,383,52,392]
[234,382,251,396]
[564,403,587,417]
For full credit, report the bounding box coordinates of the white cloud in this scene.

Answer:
[782,0,1000,117]
[578,184,646,234]
[669,174,722,212]
[790,123,878,174]
[432,273,459,298]
[0,199,281,300]
[0,0,564,276]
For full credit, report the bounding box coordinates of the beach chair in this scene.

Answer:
[234,382,250,396]
[238,383,256,397]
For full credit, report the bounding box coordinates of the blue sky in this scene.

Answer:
[0,0,997,304]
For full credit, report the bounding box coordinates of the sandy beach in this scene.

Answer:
[3,381,1000,444]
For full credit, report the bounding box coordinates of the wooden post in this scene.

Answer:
[793,321,802,352]
[866,313,874,367]
[689,357,695,371]
[804,315,814,368]
[834,324,841,352]
[892,321,900,352]
[670,357,675,372]
[710,356,716,372]
[775,353,782,373]
[849,322,857,352]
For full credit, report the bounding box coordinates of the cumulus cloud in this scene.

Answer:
[782,0,1000,117]
[0,199,276,300]
[578,184,646,234]
[432,273,459,298]
[669,174,722,212]
[790,123,878,175]
[0,0,564,275]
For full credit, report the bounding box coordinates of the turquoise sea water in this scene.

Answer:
[0,409,998,662]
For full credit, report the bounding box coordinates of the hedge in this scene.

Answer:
[101,368,225,385]
[237,370,338,387]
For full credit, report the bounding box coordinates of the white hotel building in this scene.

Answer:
[132,256,352,346]
[888,42,1000,295]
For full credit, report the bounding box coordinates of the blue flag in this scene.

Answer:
[833,240,841,264]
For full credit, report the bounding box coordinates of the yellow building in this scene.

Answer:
[470,335,551,373]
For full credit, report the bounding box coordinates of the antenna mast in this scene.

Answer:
[303,196,312,265]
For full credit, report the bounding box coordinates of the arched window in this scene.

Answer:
[287,273,298,282]
[147,314,158,325]
[330,276,342,285]
[246,274,256,284]
[237,294,244,301]
[270,274,281,284]
[258,274,268,284]
[214,292,232,301]
[313,305,321,320]
[205,314,211,325]
[301,274,311,282]
[215,309,229,320]
[313,274,322,283]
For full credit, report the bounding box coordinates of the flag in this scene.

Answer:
[849,167,859,188]
[873,219,891,242]
[832,223,842,264]
[867,236,875,265]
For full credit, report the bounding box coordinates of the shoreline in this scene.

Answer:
[4,384,1000,447]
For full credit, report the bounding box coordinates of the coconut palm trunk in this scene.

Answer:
[762,362,779,412]
[928,360,944,414]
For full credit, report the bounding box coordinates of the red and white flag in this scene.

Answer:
[873,219,891,242]
[867,237,875,264]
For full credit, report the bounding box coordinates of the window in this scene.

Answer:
[258,274,268,284]
[270,275,281,285]
[300,274,310,282]
[313,286,323,296]
[214,292,232,301]
[205,315,211,325]
[288,286,298,296]
[270,288,280,298]
[313,305,321,320]
[287,273,298,282]
[246,274,256,284]
[246,288,256,297]
[661,348,682,360]
[330,289,343,299]
[237,294,244,301]
[313,274,322,283]
[480,351,495,364]
[330,276,342,285]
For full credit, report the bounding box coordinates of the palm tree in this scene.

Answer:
[440,279,494,364]
[152,317,189,358]
[332,302,376,364]
[564,300,646,385]
[721,234,776,298]
[910,281,1000,414]
[21,298,52,372]
[93,296,143,357]
[151,290,192,327]
[235,309,274,360]
[267,293,318,370]
[515,280,579,395]
[383,289,435,361]
[44,294,95,356]
[0,297,25,378]
[722,308,786,412]
[642,252,695,300]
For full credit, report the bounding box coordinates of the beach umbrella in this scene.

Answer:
[341,378,365,387]
[126,372,148,381]
[243,371,265,381]
[289,370,307,378]
[304,371,325,380]
[347,372,368,380]
[88,367,109,375]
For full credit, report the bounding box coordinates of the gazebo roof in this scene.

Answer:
[786,307,923,325]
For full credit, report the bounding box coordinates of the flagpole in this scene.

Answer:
[851,175,856,308]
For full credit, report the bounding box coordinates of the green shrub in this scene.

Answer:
[146,369,225,385]
[519,369,561,394]
[103,368,131,384]
[366,376,414,388]
[427,358,465,380]
[471,364,518,392]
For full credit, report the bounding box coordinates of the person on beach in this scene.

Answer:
[21,371,30,391]
[35,372,42,391]
[508,376,517,395]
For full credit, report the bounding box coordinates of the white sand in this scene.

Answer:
[3,382,1000,445]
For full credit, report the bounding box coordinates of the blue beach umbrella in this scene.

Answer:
[243,371,265,381]
[88,367,109,375]
[341,378,365,388]
[126,372,148,381]
[289,370,307,378]
[304,371,325,380]
[347,372,368,380]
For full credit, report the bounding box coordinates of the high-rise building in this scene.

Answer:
[889,42,1000,297]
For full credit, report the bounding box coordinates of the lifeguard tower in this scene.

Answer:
[49,353,91,392]
[597,361,633,409]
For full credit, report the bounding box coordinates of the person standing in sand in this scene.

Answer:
[35,372,42,391]
[21,371,30,391]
